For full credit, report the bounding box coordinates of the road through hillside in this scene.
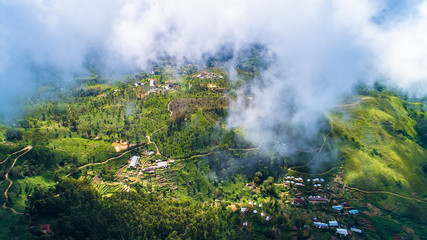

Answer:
[2,145,32,214]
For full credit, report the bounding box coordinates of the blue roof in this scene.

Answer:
[329,221,338,226]
[349,209,359,214]
[314,222,328,227]
[332,205,343,210]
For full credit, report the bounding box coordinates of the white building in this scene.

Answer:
[336,228,348,237]
[329,221,338,227]
[129,156,140,168]
[157,161,168,168]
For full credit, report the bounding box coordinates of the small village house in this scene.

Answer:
[336,228,348,237]
[157,161,168,168]
[329,221,338,227]
[349,209,359,214]
[314,222,329,229]
[293,198,306,206]
[332,205,343,210]
[129,156,140,168]
[308,196,329,203]
[41,224,51,234]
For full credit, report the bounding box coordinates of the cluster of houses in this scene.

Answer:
[162,82,177,90]
[128,155,174,174]
[241,200,270,225]
[284,176,327,189]
[285,175,368,238]
[145,79,161,94]
[313,217,362,235]
[145,80,177,94]
[284,176,305,187]
[292,193,362,238]
[142,161,169,173]
[293,195,358,214]
[134,82,146,87]
[312,217,363,237]
[292,196,330,206]
[195,72,224,79]
[288,196,364,238]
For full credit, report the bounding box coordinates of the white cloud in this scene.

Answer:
[1,0,427,130]
[369,1,427,92]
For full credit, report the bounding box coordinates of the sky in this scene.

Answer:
[1,0,427,151]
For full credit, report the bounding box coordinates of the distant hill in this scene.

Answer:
[331,91,427,229]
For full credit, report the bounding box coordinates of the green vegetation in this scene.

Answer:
[0,66,426,239]
[332,92,427,200]
[28,177,239,240]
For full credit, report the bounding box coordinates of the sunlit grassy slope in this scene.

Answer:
[331,93,427,198]
[49,137,116,165]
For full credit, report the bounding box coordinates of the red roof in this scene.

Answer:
[41,224,51,233]
[293,198,306,204]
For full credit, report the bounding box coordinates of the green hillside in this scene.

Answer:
[331,91,427,237]
[333,93,427,196]
[1,69,427,239]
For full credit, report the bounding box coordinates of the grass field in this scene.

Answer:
[331,95,427,197]
[49,138,116,165]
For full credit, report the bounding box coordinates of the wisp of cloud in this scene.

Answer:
[1,0,427,162]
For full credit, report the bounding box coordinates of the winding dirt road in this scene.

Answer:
[0,146,31,165]
[167,100,173,117]
[289,121,334,171]
[345,186,427,204]
[66,144,145,177]
[2,145,32,214]
[146,125,167,156]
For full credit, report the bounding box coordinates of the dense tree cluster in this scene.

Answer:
[29,178,239,240]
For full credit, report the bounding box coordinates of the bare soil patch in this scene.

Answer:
[112,141,129,152]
